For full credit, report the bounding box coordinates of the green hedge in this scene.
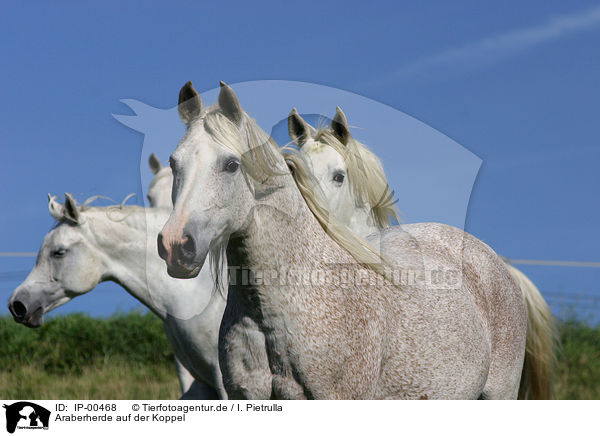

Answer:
[0,312,598,399]
[555,319,600,399]
[0,312,173,374]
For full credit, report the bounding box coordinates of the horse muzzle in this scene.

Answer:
[8,299,44,328]
[157,231,204,279]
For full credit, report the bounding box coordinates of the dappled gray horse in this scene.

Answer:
[158,81,527,399]
[287,107,557,399]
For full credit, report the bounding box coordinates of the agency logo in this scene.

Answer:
[114,80,482,320]
[3,402,50,434]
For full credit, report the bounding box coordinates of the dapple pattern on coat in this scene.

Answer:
[158,81,528,399]
[288,107,557,399]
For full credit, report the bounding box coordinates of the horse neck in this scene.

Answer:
[225,176,370,381]
[226,176,352,310]
[85,208,170,319]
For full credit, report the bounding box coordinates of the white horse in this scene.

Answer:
[147,153,174,209]
[287,107,557,399]
[287,107,399,238]
[8,191,227,399]
[158,81,527,399]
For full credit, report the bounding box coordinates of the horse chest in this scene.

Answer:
[163,317,217,383]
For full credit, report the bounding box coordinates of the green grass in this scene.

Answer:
[554,320,600,400]
[0,312,598,399]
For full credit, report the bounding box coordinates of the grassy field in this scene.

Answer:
[0,312,179,399]
[554,320,600,399]
[0,312,598,399]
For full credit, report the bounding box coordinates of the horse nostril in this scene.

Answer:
[11,300,27,320]
[180,234,196,263]
[157,233,168,261]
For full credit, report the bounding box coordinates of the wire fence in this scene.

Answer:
[509,259,600,268]
[507,258,600,323]
[2,253,600,322]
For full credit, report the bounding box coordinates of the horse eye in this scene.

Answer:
[224,159,240,173]
[169,156,179,174]
[52,248,67,258]
[333,172,345,184]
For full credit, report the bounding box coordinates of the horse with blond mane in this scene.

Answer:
[286,107,557,399]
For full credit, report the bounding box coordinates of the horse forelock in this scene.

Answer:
[301,138,328,154]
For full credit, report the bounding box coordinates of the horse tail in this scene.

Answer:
[505,263,558,399]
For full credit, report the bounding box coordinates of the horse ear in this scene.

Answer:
[64,193,81,224]
[48,194,64,221]
[218,81,243,125]
[331,106,351,145]
[148,153,162,175]
[178,81,203,124]
[288,108,313,147]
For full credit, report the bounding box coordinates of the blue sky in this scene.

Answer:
[1,1,599,321]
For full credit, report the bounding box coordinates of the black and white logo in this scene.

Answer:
[3,402,50,433]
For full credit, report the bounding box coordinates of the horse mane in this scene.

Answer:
[79,193,137,211]
[53,193,142,224]
[57,192,227,300]
[284,149,388,273]
[202,106,388,276]
[308,128,399,229]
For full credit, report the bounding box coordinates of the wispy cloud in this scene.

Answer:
[367,5,600,86]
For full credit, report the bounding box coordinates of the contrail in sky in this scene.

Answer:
[367,5,600,85]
